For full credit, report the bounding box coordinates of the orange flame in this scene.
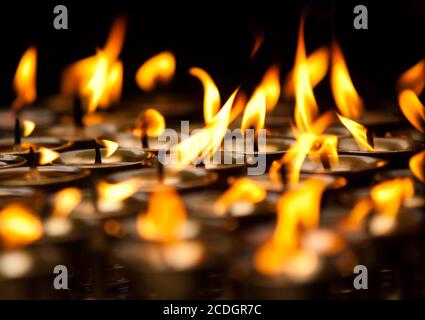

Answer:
[339,198,374,232]
[133,108,166,138]
[100,139,119,158]
[409,150,425,182]
[0,204,43,248]
[397,59,425,95]
[259,64,281,111]
[38,147,60,165]
[136,51,176,92]
[61,16,126,112]
[22,120,36,137]
[254,179,325,277]
[12,47,37,111]
[250,29,264,59]
[189,67,221,125]
[331,42,363,119]
[98,178,144,204]
[284,46,329,98]
[241,88,266,132]
[398,89,425,134]
[137,185,187,242]
[52,188,82,218]
[337,114,374,151]
[213,178,266,216]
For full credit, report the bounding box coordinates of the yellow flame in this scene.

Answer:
[137,185,187,242]
[254,179,325,276]
[0,204,43,248]
[52,188,82,218]
[284,46,329,98]
[136,51,176,92]
[12,47,37,111]
[189,67,221,125]
[397,59,425,95]
[100,139,119,158]
[260,64,281,111]
[213,178,266,216]
[98,178,143,203]
[38,147,60,165]
[339,198,374,232]
[337,114,374,151]
[398,89,425,134]
[331,42,363,119]
[133,108,166,138]
[409,150,425,182]
[241,88,266,132]
[22,120,36,137]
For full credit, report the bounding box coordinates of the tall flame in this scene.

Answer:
[38,147,60,165]
[0,204,43,248]
[331,42,363,119]
[259,64,281,112]
[22,120,36,137]
[137,185,187,242]
[254,179,325,277]
[213,178,266,216]
[52,188,82,218]
[283,46,329,98]
[409,150,425,182]
[241,88,266,132]
[136,51,176,92]
[398,89,425,134]
[133,108,166,138]
[337,114,374,151]
[397,59,425,95]
[189,67,221,125]
[12,47,37,111]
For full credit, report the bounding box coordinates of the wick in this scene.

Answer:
[279,163,288,190]
[250,126,259,153]
[73,96,85,128]
[140,127,149,149]
[27,147,41,180]
[157,160,164,184]
[14,117,22,148]
[366,128,375,149]
[320,152,331,170]
[93,140,102,164]
[28,147,36,168]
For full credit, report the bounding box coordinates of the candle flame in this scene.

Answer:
[100,139,119,157]
[241,87,266,133]
[259,64,281,112]
[213,178,266,216]
[52,188,82,218]
[398,89,425,134]
[254,179,325,277]
[409,150,425,182]
[38,147,60,165]
[136,51,176,92]
[397,59,425,95]
[22,120,36,137]
[137,185,187,242]
[98,178,144,203]
[12,47,37,111]
[339,198,374,232]
[250,29,264,59]
[133,108,166,138]
[189,67,221,125]
[0,204,43,248]
[330,41,363,119]
[337,114,374,151]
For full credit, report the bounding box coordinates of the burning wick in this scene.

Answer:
[320,152,331,170]
[28,147,36,168]
[14,118,22,149]
[279,163,289,190]
[73,96,85,128]
[157,160,164,184]
[27,147,41,181]
[139,122,149,149]
[366,128,375,149]
[250,126,259,153]
[93,140,102,164]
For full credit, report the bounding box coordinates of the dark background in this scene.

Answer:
[0,0,423,109]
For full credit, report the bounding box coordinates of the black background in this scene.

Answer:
[0,0,423,109]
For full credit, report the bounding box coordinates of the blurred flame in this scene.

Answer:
[133,108,166,138]
[409,150,425,182]
[397,59,425,95]
[331,42,363,119]
[260,64,281,111]
[0,204,43,248]
[137,185,187,242]
[38,147,60,165]
[189,67,221,125]
[52,188,82,218]
[12,47,37,111]
[250,29,264,59]
[398,89,425,134]
[284,46,329,98]
[214,178,266,216]
[22,120,36,137]
[100,139,119,157]
[170,90,237,170]
[241,88,266,132]
[340,198,374,232]
[337,114,374,151]
[98,178,143,203]
[136,51,176,92]
[254,179,325,277]
[61,16,126,111]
